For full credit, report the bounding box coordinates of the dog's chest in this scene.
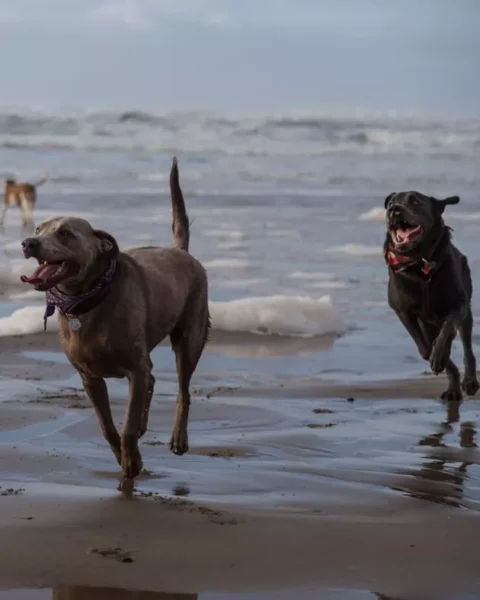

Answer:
[60,328,137,379]
[388,274,448,322]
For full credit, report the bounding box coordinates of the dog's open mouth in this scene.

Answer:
[20,259,79,291]
[390,222,423,246]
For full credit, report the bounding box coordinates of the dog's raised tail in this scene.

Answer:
[33,172,48,188]
[170,157,190,253]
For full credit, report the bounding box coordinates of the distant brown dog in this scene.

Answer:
[20,159,209,487]
[0,173,48,232]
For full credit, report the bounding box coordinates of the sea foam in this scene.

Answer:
[0,295,344,339]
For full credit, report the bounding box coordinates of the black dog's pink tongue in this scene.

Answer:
[20,263,58,285]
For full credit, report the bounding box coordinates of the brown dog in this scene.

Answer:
[0,173,48,232]
[20,159,210,486]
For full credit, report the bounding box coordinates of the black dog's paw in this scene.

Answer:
[462,375,480,397]
[441,386,462,402]
[429,341,448,374]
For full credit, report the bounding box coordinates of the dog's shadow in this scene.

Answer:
[392,400,478,508]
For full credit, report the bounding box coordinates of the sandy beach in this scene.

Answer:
[1,331,480,600]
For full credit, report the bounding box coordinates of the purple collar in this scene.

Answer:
[43,260,117,331]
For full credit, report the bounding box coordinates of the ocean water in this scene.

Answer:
[0,107,479,380]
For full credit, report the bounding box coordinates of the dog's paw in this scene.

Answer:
[121,445,143,480]
[429,341,448,374]
[441,387,462,402]
[462,375,480,397]
[169,429,189,456]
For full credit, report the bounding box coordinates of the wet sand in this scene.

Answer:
[1,333,480,599]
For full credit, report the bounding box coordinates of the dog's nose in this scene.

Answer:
[22,238,39,256]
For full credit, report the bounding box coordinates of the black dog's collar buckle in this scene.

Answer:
[421,259,436,276]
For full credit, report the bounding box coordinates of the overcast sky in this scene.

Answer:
[0,0,478,115]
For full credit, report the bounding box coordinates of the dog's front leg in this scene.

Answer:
[418,319,462,401]
[121,368,149,480]
[395,311,431,360]
[429,309,465,375]
[81,374,122,464]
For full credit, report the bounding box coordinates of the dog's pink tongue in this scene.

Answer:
[20,263,58,285]
[397,225,420,242]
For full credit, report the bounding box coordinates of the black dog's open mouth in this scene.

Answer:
[390,221,423,246]
[20,259,79,291]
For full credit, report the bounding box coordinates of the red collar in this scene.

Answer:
[385,245,437,317]
[385,247,435,277]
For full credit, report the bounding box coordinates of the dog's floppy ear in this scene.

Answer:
[94,230,119,258]
[384,192,396,209]
[434,195,460,214]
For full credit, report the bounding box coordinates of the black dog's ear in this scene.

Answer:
[94,230,119,258]
[384,192,396,209]
[434,195,460,214]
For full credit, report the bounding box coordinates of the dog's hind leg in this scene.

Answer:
[138,368,155,438]
[442,359,462,401]
[169,305,209,456]
[458,308,479,396]
[0,203,7,232]
[418,320,462,401]
[20,193,34,233]
[81,375,122,465]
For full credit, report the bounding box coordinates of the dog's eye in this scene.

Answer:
[35,227,41,235]
[58,229,72,239]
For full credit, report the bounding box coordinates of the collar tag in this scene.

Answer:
[69,317,82,331]
[421,259,436,275]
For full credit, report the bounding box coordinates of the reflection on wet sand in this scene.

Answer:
[52,587,197,600]
[392,400,478,508]
[205,330,337,358]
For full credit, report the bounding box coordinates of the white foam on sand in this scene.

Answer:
[358,207,386,221]
[0,295,345,339]
[203,258,254,270]
[326,244,380,258]
[286,271,337,281]
[209,294,345,337]
[0,306,53,337]
[308,281,352,290]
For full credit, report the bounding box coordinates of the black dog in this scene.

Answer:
[384,191,479,401]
